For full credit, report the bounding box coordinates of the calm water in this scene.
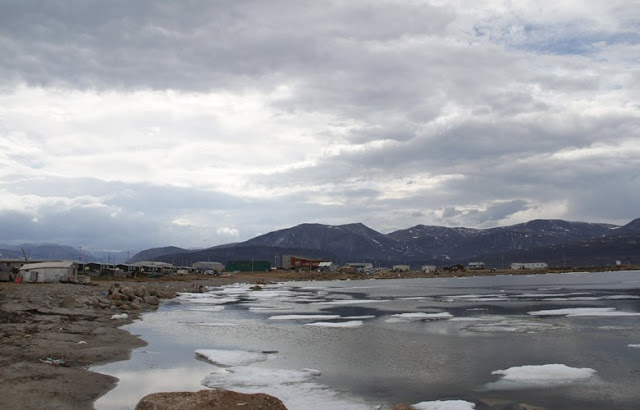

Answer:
[93,271,640,409]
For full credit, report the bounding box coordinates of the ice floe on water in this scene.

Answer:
[187,322,238,327]
[248,305,295,312]
[184,306,225,312]
[462,319,560,333]
[412,400,476,410]
[313,299,388,305]
[484,364,596,390]
[195,349,268,367]
[385,312,453,323]
[305,320,364,328]
[528,307,640,317]
[628,344,640,348]
[201,365,374,410]
[268,314,341,321]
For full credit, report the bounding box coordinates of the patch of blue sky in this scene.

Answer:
[474,21,640,57]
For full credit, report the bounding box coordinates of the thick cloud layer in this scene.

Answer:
[1,1,638,251]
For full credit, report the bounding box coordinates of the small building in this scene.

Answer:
[393,264,411,273]
[225,260,271,272]
[345,262,374,273]
[467,262,485,270]
[317,261,337,272]
[193,261,224,274]
[282,255,329,271]
[17,261,78,283]
[421,265,437,273]
[510,262,548,270]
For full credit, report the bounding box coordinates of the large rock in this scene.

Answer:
[135,389,287,410]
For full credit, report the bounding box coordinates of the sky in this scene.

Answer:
[1,0,639,252]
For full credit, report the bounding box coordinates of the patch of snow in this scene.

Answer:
[305,320,364,328]
[462,319,558,334]
[202,366,373,410]
[268,314,341,321]
[412,400,476,410]
[185,306,225,312]
[484,364,596,390]
[528,307,640,317]
[110,313,128,320]
[195,349,268,367]
[314,299,387,305]
[188,322,238,327]
[385,312,452,323]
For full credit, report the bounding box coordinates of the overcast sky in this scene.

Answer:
[1,0,639,252]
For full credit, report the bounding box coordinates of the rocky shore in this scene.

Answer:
[0,278,218,410]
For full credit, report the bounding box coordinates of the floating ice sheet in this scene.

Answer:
[484,364,596,390]
[268,314,341,321]
[202,366,373,410]
[188,322,238,327]
[185,306,225,312]
[305,320,364,328]
[528,307,640,317]
[195,349,268,367]
[462,319,559,333]
[314,299,388,305]
[412,400,476,410]
[385,312,453,323]
[628,344,640,348]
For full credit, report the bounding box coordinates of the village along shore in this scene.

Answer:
[1,266,636,409]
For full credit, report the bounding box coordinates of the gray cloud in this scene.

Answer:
[0,1,638,250]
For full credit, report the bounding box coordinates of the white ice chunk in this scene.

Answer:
[412,400,476,410]
[185,306,225,312]
[462,319,558,333]
[313,299,387,305]
[305,320,364,328]
[110,313,128,320]
[485,364,596,390]
[628,344,640,348]
[248,305,295,312]
[202,366,373,410]
[528,307,640,317]
[195,349,268,367]
[268,314,341,321]
[385,312,453,323]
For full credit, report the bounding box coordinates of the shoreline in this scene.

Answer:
[1,268,636,409]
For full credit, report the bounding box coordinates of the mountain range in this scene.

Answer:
[131,218,640,269]
[4,218,639,269]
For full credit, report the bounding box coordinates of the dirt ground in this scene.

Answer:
[0,267,631,409]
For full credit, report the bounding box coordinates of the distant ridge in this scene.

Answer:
[140,218,640,268]
[6,218,635,268]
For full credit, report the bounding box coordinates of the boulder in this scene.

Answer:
[143,295,160,305]
[135,389,287,410]
[59,296,80,308]
[120,287,136,300]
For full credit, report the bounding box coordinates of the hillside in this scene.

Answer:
[132,218,638,268]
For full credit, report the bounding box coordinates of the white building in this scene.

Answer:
[422,265,437,273]
[317,261,337,272]
[510,262,548,270]
[18,261,78,283]
[468,262,485,270]
[393,264,411,272]
[193,261,224,273]
[345,262,374,273]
